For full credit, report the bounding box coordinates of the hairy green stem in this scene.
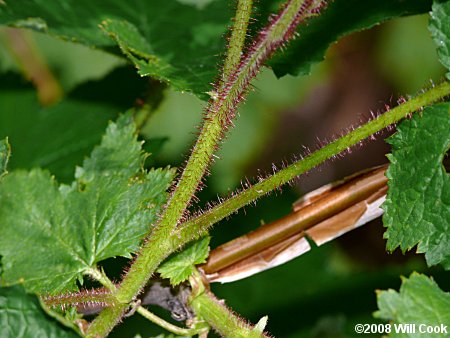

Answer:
[149,0,321,240]
[86,267,117,292]
[176,81,450,243]
[86,1,320,336]
[221,0,253,82]
[188,270,267,337]
[42,290,115,310]
[190,291,268,338]
[154,0,254,240]
[86,304,126,337]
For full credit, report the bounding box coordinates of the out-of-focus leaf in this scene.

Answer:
[158,237,210,285]
[0,286,79,338]
[0,0,230,99]
[376,15,446,94]
[0,138,10,178]
[0,28,125,92]
[176,0,215,9]
[375,273,450,337]
[0,68,152,182]
[0,115,175,293]
[269,0,431,77]
[383,103,450,269]
[429,0,450,80]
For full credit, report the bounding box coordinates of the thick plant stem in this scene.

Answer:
[86,1,322,337]
[156,0,255,237]
[188,270,267,337]
[87,305,126,337]
[221,0,253,82]
[176,81,450,243]
[150,0,322,240]
[190,291,268,338]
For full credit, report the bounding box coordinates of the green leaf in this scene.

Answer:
[0,0,230,99]
[0,286,79,337]
[0,138,10,178]
[383,103,450,269]
[0,114,175,293]
[429,0,450,80]
[99,19,176,84]
[158,237,210,285]
[269,0,432,77]
[0,68,152,182]
[374,273,450,338]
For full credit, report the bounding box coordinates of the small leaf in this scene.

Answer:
[430,0,450,80]
[0,286,79,337]
[99,20,179,88]
[0,138,10,179]
[158,237,210,285]
[374,273,450,337]
[252,316,268,334]
[0,114,175,293]
[383,103,450,269]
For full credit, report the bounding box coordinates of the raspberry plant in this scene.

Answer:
[0,0,449,337]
